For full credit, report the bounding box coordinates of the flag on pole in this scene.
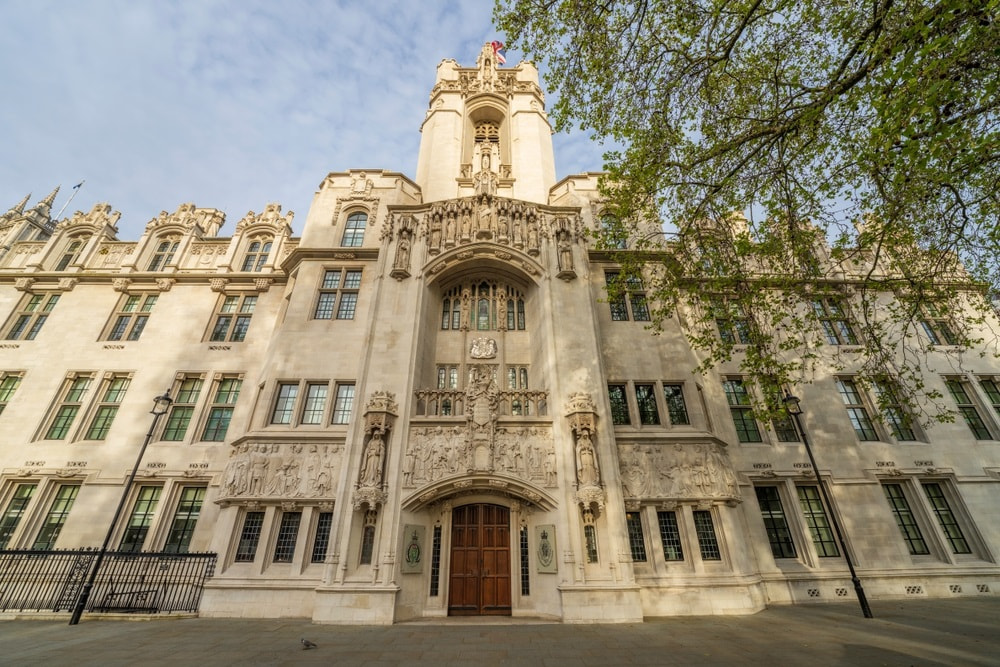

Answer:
[491,41,506,65]
[73,181,84,189]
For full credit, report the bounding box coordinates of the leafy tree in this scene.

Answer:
[497,0,1000,422]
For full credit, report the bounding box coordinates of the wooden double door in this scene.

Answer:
[448,504,512,615]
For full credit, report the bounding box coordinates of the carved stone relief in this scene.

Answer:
[403,425,556,488]
[617,443,741,502]
[219,442,343,500]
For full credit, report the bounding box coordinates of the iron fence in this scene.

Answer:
[0,548,216,614]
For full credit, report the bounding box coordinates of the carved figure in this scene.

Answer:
[360,429,386,486]
[394,230,411,270]
[576,431,600,486]
[558,230,574,271]
[459,288,472,330]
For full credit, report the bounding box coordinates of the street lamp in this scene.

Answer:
[69,390,173,625]
[783,391,873,618]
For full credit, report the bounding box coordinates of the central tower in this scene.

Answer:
[415,43,557,204]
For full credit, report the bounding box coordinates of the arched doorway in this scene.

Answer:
[448,503,511,615]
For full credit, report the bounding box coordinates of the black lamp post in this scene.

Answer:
[69,390,172,626]
[783,391,873,618]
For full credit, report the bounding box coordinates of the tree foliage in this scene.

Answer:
[497,0,1000,421]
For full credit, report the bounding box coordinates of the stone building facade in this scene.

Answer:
[0,45,997,623]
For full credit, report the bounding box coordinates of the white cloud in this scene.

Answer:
[0,0,607,239]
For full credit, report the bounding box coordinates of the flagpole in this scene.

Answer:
[54,181,85,221]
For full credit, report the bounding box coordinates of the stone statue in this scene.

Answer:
[558,230,574,271]
[575,431,600,487]
[393,229,411,270]
[360,429,386,487]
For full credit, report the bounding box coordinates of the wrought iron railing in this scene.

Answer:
[0,548,216,614]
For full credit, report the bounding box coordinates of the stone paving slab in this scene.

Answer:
[1,598,998,666]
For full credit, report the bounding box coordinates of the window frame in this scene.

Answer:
[147,239,179,272]
[208,293,258,343]
[104,292,158,342]
[945,377,992,440]
[0,371,24,417]
[6,293,60,341]
[42,373,94,441]
[811,297,859,345]
[331,382,355,425]
[723,377,763,443]
[31,483,80,550]
[240,238,273,272]
[604,271,650,322]
[199,375,243,442]
[83,373,132,440]
[314,268,363,320]
[341,211,368,247]
[161,374,206,442]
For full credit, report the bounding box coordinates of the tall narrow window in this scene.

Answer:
[625,511,647,562]
[85,374,130,440]
[201,377,242,441]
[429,525,442,596]
[755,487,797,558]
[584,524,599,563]
[663,384,690,425]
[359,525,376,564]
[32,484,80,549]
[235,511,265,562]
[270,383,298,425]
[812,298,858,344]
[608,384,630,425]
[882,483,929,555]
[311,512,333,563]
[520,525,531,594]
[635,384,660,425]
[119,486,161,552]
[273,512,302,562]
[241,239,272,272]
[45,374,93,440]
[921,482,971,554]
[147,240,179,271]
[920,304,958,345]
[0,483,37,549]
[332,383,355,424]
[163,486,205,553]
[55,238,87,271]
[946,379,991,439]
[836,378,878,441]
[656,510,684,561]
[723,378,761,443]
[162,375,203,441]
[978,377,1000,420]
[209,294,257,342]
[341,212,367,247]
[301,383,328,425]
[693,510,722,560]
[314,269,362,320]
[872,380,916,440]
[106,293,158,341]
[0,373,23,416]
[797,486,840,557]
[6,293,59,340]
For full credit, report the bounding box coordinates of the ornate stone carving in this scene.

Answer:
[234,203,294,232]
[57,278,78,291]
[112,278,132,293]
[470,337,497,359]
[556,228,576,280]
[155,278,175,292]
[14,277,35,292]
[566,392,605,515]
[209,278,229,293]
[403,424,556,489]
[253,278,273,293]
[617,442,741,503]
[353,392,398,511]
[219,442,343,500]
[391,224,413,281]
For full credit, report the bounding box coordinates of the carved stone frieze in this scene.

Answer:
[403,424,556,489]
[617,442,741,503]
[219,442,343,500]
[234,203,294,232]
[54,202,121,232]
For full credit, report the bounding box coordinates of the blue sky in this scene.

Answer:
[0,1,608,240]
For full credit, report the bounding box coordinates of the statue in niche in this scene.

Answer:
[544,449,557,486]
[460,204,472,240]
[512,211,523,247]
[496,289,508,331]
[393,228,411,270]
[430,212,443,249]
[575,430,600,487]
[477,195,494,237]
[360,428,386,487]
[474,151,498,197]
[445,210,456,245]
[459,288,472,330]
[527,214,539,251]
[557,229,574,271]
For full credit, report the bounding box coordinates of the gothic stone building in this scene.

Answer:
[0,46,998,623]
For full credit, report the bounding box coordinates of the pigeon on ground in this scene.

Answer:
[301,638,318,650]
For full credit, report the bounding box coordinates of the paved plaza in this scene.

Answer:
[2,598,998,666]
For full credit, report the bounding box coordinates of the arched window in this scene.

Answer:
[147,239,179,271]
[440,280,527,331]
[55,237,88,271]
[241,239,272,272]
[341,212,367,247]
